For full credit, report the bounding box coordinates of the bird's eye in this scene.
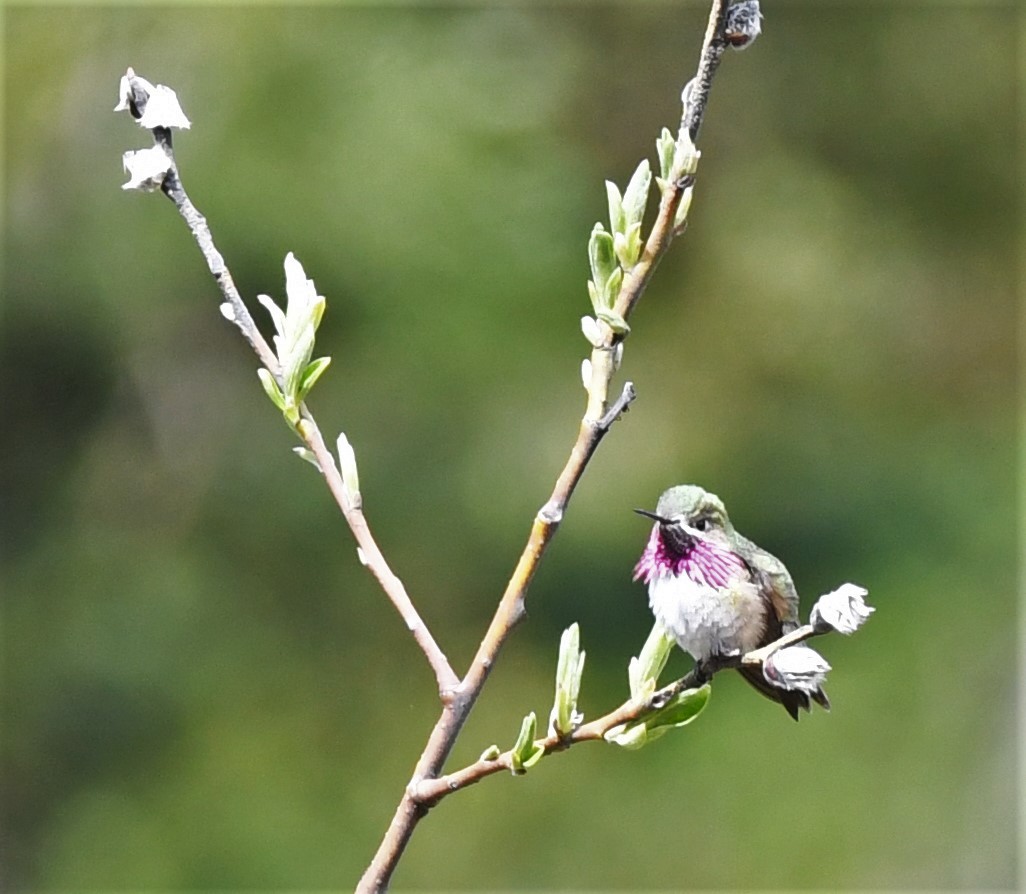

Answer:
[693,517,710,532]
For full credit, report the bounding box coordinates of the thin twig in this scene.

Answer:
[300,420,460,696]
[413,620,823,806]
[681,0,731,141]
[121,76,459,697]
[611,0,728,328]
[160,162,280,374]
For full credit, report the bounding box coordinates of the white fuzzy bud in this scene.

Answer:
[336,432,361,508]
[121,146,172,191]
[115,69,191,129]
[763,645,830,694]
[580,358,593,390]
[580,315,603,348]
[810,583,874,635]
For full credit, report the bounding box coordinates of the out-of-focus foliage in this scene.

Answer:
[1,4,1017,891]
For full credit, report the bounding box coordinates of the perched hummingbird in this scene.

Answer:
[633,484,829,720]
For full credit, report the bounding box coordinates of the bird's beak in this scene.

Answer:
[634,508,669,524]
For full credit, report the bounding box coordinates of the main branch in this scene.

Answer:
[355,382,636,892]
[358,2,736,890]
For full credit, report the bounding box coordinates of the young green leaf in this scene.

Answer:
[673,185,694,230]
[257,368,286,411]
[297,356,332,402]
[628,621,676,700]
[622,159,651,229]
[657,127,676,182]
[587,224,618,306]
[550,622,586,738]
[595,307,629,336]
[673,127,701,177]
[509,712,545,774]
[606,181,626,237]
[602,266,623,308]
[614,221,645,269]
[605,684,711,749]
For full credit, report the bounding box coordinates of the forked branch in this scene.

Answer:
[116,1,759,890]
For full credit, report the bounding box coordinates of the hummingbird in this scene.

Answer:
[633,484,829,720]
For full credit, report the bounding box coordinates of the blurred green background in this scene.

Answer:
[2,2,1018,891]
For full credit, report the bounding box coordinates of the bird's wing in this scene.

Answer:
[736,535,801,633]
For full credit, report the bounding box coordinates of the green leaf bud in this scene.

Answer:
[292,447,322,470]
[627,620,676,700]
[257,368,286,411]
[674,128,701,177]
[615,221,645,269]
[549,623,586,738]
[605,684,711,749]
[621,159,651,230]
[297,356,331,402]
[657,127,676,182]
[595,308,630,335]
[282,395,301,428]
[509,712,545,774]
[673,185,695,230]
[587,224,618,305]
[604,721,649,750]
[605,181,626,237]
[602,266,623,307]
[336,431,361,508]
[479,744,501,762]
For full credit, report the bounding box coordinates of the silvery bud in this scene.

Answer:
[724,0,762,51]
[810,583,874,635]
[120,146,172,191]
[763,645,830,695]
[115,68,191,129]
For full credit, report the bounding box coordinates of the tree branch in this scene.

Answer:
[610,0,728,328]
[682,0,731,141]
[117,72,460,698]
[357,2,743,889]
[118,0,752,884]
[413,620,825,806]
[356,381,636,893]
[300,421,460,696]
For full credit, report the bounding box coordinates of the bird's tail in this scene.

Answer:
[737,665,830,721]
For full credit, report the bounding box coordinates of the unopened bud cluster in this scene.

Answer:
[581,122,701,358]
[114,68,191,192]
[762,583,873,696]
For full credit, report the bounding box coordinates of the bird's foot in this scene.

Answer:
[694,650,742,683]
[692,659,713,685]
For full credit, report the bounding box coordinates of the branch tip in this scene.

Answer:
[598,381,637,429]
